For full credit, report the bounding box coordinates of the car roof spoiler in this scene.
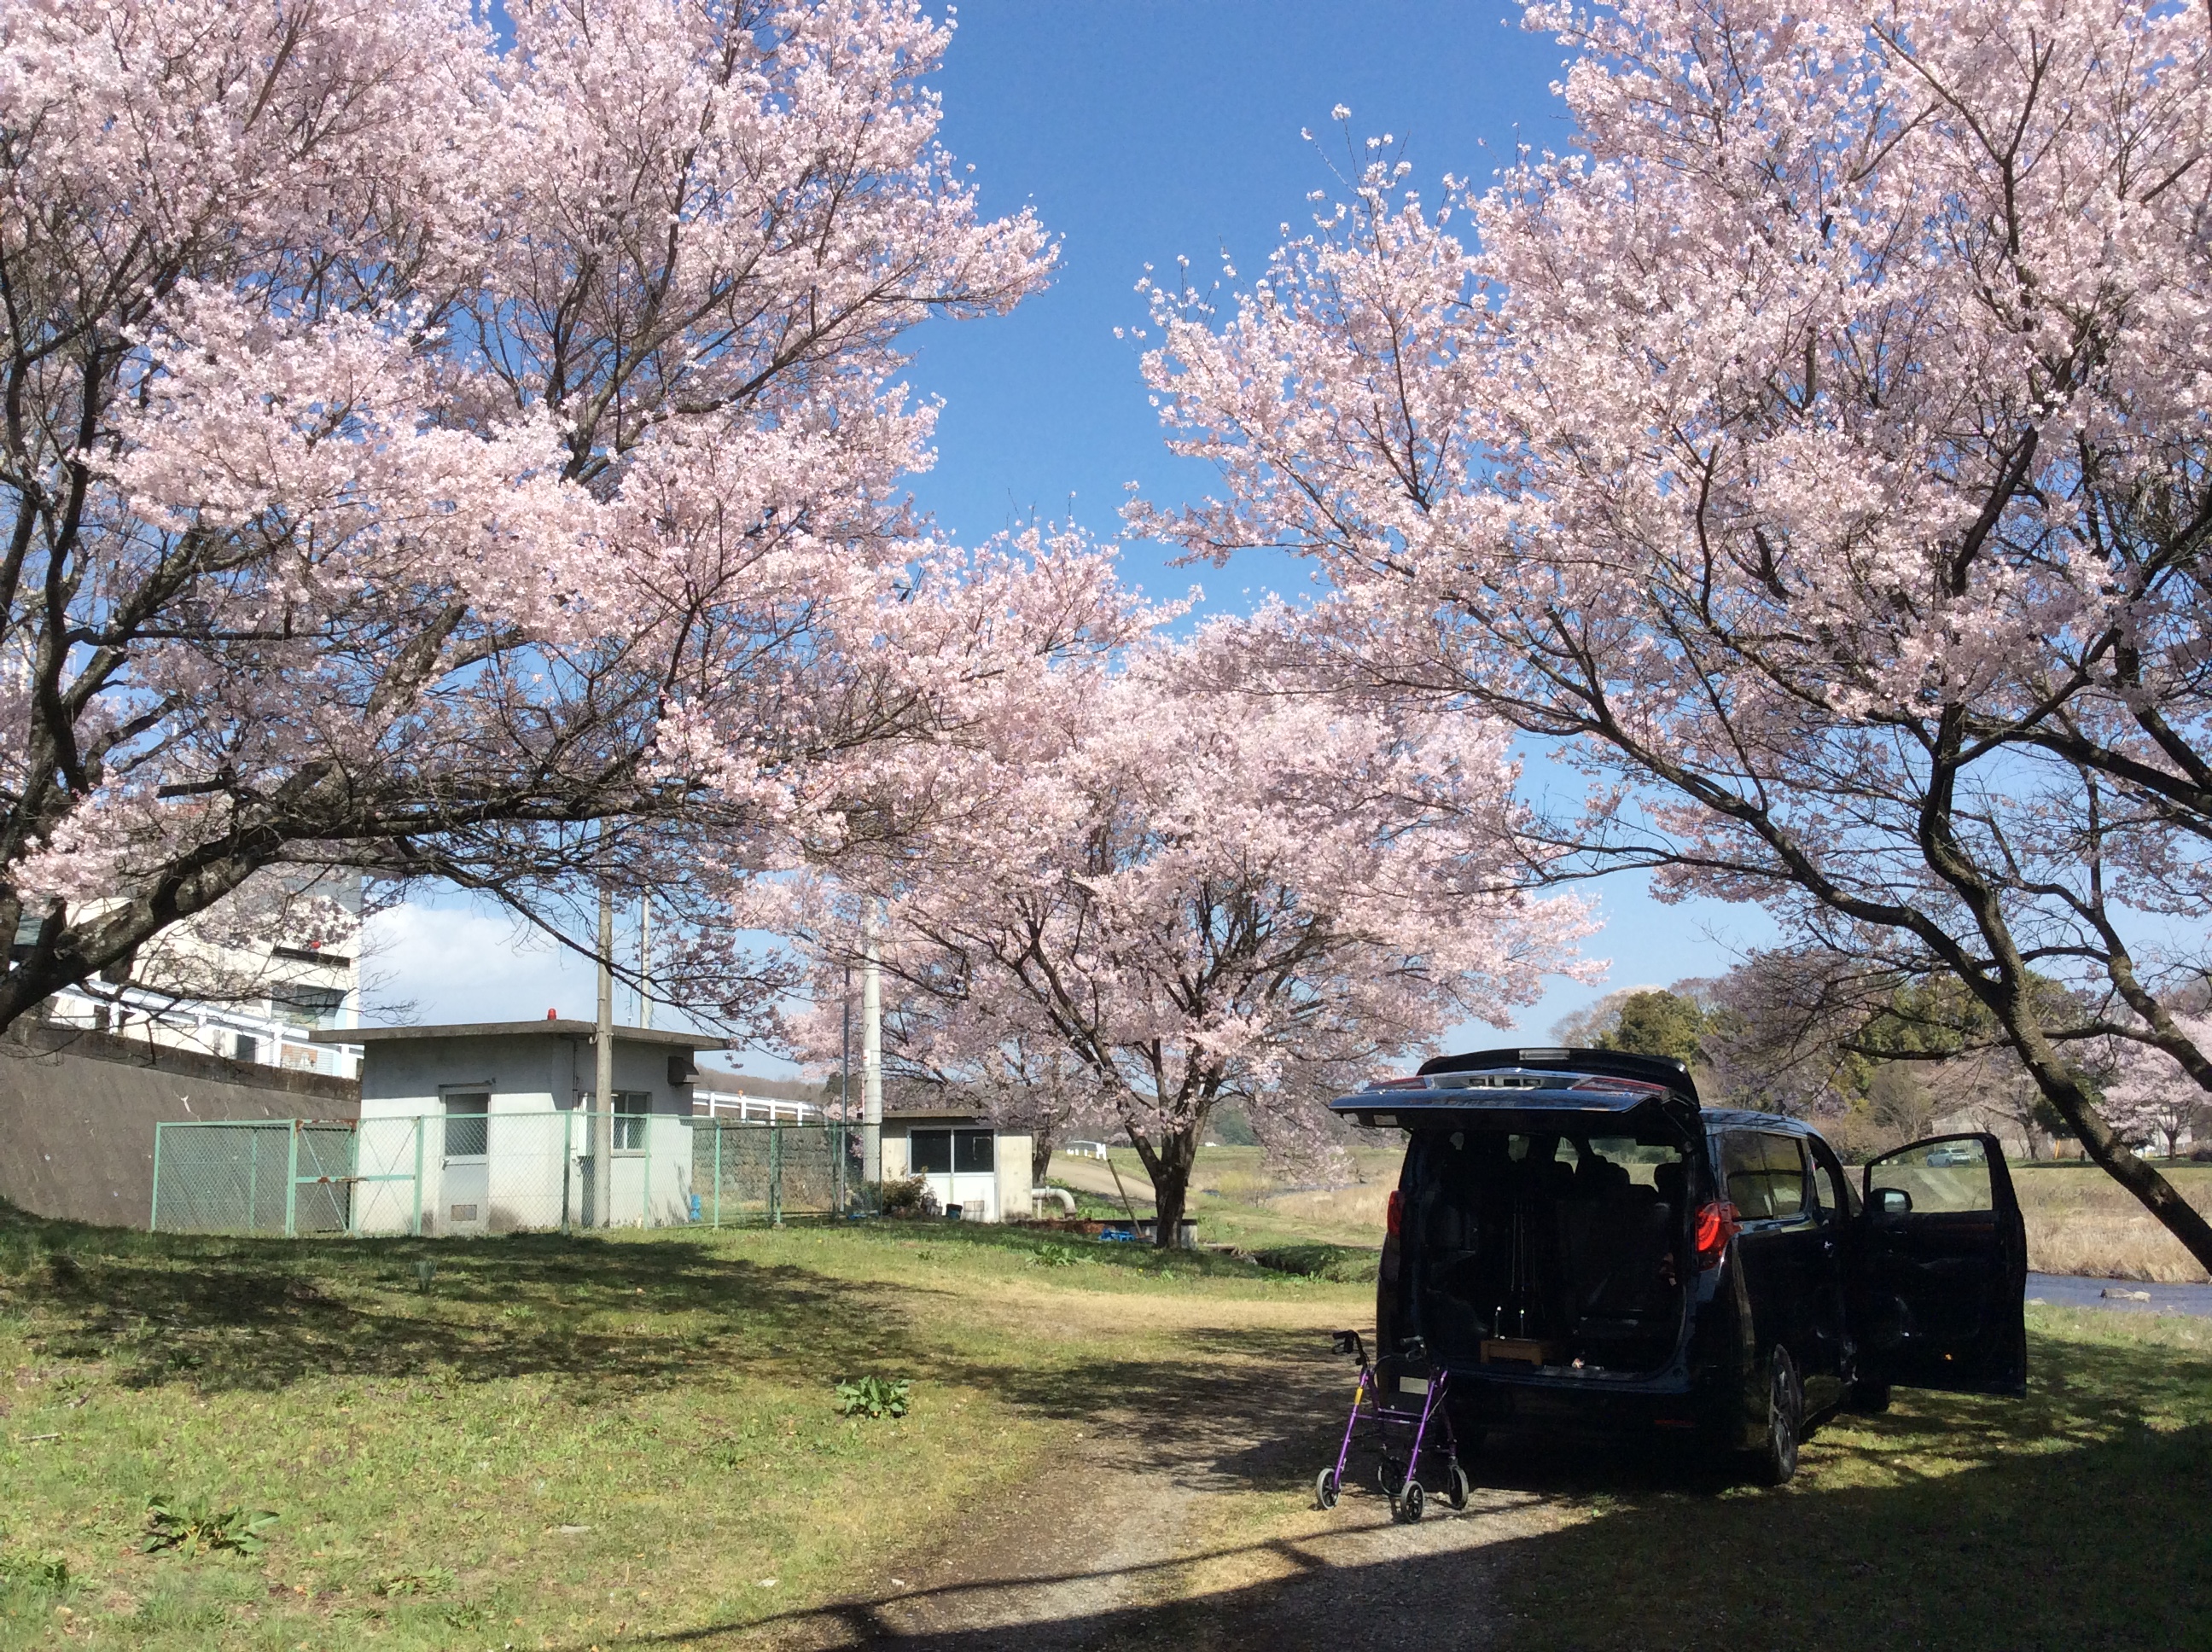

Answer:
[1417,1046,1697,1099]
[1327,1046,1703,1132]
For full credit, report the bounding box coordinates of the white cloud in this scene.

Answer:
[361,900,591,1026]
[358,895,803,1080]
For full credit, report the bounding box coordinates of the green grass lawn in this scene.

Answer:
[4,1193,2208,1651]
[1050,1143,1397,1255]
[0,1203,1333,1651]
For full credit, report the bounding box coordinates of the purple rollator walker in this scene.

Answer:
[1315,1331,1470,1523]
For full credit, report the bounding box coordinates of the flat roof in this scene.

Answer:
[309,1020,719,1050]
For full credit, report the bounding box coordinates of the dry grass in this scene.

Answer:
[1058,1143,2212,1283]
[2015,1164,2212,1283]
[1262,1184,1388,1238]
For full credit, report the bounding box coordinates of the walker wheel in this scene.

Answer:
[1313,1467,1341,1510]
[1447,1459,1471,1510]
[1392,1479,1425,1525]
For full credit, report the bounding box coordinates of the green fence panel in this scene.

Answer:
[149,1112,855,1236]
[689,1120,845,1225]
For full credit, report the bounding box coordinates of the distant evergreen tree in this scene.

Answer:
[1593,991,1708,1066]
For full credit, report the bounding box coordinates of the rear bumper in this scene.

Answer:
[1441,1363,1733,1441]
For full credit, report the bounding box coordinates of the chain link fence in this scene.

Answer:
[148,1120,370,1236]
[150,1114,870,1236]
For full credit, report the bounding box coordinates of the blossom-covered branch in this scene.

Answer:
[1132,0,2212,1267]
[0,0,1057,1026]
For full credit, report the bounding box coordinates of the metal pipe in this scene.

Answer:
[283,1119,300,1238]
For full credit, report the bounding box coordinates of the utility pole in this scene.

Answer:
[594,884,614,1227]
[861,909,882,1183]
[839,961,853,1212]
[637,896,652,1029]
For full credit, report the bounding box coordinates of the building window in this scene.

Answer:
[911,1129,952,1174]
[234,1032,259,1065]
[274,944,353,967]
[910,1129,993,1175]
[445,1094,490,1158]
[613,1091,651,1151]
[271,985,346,1029]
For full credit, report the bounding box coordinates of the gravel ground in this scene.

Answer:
[742,1336,1581,1651]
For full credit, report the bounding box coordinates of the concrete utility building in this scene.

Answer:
[876,1101,1033,1222]
[312,1019,714,1235]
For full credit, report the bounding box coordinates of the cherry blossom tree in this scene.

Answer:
[0,0,1061,1031]
[2104,1017,2212,1158]
[784,617,1593,1242]
[1133,0,2212,1269]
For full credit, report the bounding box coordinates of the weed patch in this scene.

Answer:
[140,1500,277,1558]
[833,1376,911,1418]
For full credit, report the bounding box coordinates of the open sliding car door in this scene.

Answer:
[1849,1133,2027,1397]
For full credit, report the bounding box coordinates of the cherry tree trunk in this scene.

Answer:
[1132,1125,1202,1248]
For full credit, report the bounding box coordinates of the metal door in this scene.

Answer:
[442,1094,490,1236]
[1850,1133,2026,1395]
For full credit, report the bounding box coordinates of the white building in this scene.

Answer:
[23,871,364,1079]
[877,1105,1033,1223]
[311,1018,715,1235]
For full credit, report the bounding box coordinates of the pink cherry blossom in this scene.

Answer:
[1132,0,2212,1269]
[0,0,1056,1021]
[777,609,1596,1239]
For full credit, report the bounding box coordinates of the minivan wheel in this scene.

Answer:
[1755,1347,1804,1486]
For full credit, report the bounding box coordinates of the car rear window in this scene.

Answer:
[1409,1126,1691,1204]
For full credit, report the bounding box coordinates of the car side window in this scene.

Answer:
[1760,1133,1807,1219]
[1720,1131,1773,1219]
[1867,1137,1995,1214]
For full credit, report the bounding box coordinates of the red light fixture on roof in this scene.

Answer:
[546,1008,558,1020]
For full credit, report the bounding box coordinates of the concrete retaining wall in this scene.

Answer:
[0,1020,358,1229]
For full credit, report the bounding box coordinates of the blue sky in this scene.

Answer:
[368,1,1772,1067]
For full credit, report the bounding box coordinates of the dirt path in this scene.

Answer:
[747,1309,1584,1651]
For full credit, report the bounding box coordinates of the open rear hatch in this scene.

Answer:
[1334,1050,1705,1378]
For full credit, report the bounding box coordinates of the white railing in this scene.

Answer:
[691,1088,824,1125]
[44,984,361,1080]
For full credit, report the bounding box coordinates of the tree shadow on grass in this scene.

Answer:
[0,1203,925,1399]
[619,1321,2210,1650]
[606,1414,2212,1651]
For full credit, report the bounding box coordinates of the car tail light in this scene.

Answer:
[1564,1074,1671,1096]
[1387,1188,1403,1237]
[1692,1200,1738,1269]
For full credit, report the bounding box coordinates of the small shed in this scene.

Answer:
[877,1102,1033,1222]
[311,1019,714,1235]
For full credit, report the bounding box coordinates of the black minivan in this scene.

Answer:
[1335,1046,2027,1483]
